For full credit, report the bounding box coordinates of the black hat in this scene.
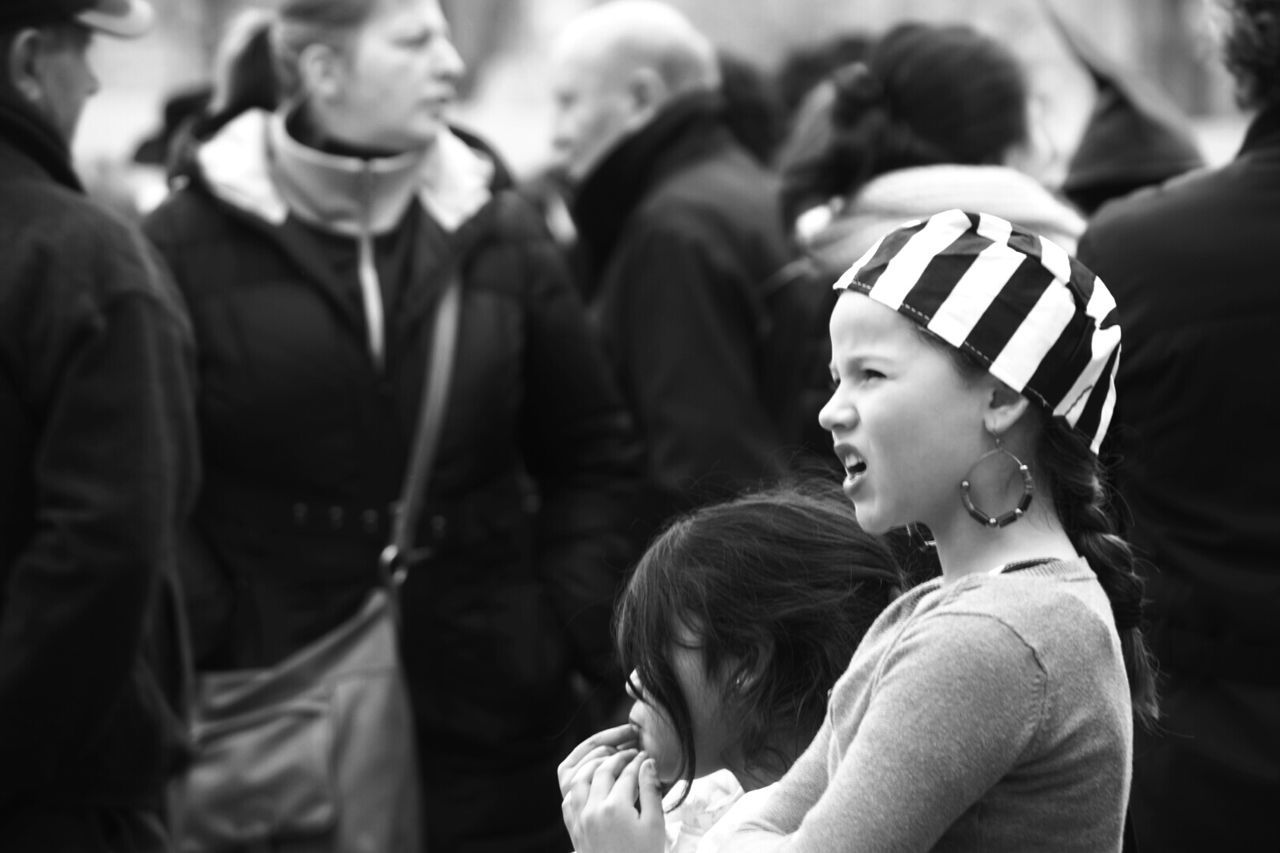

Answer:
[0,0,154,38]
[132,85,211,165]
[1042,0,1204,212]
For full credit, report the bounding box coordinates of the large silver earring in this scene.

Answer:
[960,433,1034,528]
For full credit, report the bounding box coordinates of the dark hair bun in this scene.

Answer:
[831,62,885,124]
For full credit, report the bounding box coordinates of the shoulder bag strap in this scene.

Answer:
[379,272,463,608]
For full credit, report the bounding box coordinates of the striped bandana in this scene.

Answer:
[833,208,1120,455]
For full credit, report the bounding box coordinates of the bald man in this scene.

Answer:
[549,0,795,537]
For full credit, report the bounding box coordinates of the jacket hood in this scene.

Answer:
[193,108,495,234]
[798,164,1087,274]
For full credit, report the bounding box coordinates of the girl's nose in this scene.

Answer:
[818,386,851,434]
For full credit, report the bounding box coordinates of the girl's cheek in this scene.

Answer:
[650,726,684,781]
[653,750,681,786]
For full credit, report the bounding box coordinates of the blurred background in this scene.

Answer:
[79,0,1246,210]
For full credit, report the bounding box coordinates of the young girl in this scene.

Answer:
[575,208,1156,851]
[558,481,904,853]
[771,21,1083,504]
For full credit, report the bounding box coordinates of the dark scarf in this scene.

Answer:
[0,93,81,190]
[569,90,729,282]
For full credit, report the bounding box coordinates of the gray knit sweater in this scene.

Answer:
[729,558,1132,852]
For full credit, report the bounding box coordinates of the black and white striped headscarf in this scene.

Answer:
[834,208,1120,455]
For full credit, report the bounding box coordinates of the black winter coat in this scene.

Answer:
[571,93,795,534]
[143,111,642,757]
[0,99,198,812]
[1077,106,1280,850]
[1078,107,1280,673]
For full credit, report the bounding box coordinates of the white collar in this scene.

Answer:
[197,108,495,235]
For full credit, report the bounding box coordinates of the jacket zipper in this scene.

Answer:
[357,162,386,372]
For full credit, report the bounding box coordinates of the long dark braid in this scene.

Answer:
[1041,417,1159,728]
[929,330,1159,727]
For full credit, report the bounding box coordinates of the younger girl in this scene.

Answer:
[559,481,903,852]
[772,21,1084,489]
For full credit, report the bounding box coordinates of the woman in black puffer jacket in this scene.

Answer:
[144,1,642,850]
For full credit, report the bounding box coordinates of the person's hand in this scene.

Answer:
[576,751,665,853]
[562,746,638,845]
[558,722,638,798]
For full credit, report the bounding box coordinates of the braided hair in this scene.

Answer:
[935,332,1160,729]
[1040,416,1159,728]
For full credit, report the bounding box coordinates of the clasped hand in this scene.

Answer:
[558,723,666,853]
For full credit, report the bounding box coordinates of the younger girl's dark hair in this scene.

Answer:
[615,479,904,800]
[928,333,1160,729]
[780,21,1030,226]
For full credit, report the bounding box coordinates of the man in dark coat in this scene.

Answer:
[549,0,798,538]
[0,1,199,850]
[1075,1,1280,847]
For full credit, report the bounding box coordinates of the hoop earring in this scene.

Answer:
[960,433,1034,528]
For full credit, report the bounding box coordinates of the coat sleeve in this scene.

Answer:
[730,614,1046,851]
[609,214,786,515]
[0,229,199,799]
[517,228,644,684]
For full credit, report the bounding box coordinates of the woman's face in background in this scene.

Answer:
[322,0,464,151]
[626,621,736,786]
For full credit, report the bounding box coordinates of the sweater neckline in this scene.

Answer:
[996,557,1059,574]
[921,556,1091,595]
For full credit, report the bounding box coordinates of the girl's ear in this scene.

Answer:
[983,382,1032,437]
[729,637,774,695]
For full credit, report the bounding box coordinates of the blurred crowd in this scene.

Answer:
[3,0,1278,851]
